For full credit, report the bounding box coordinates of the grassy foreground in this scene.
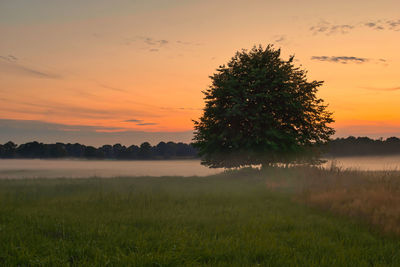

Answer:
[1,170,400,266]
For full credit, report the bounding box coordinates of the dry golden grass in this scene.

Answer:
[263,166,400,235]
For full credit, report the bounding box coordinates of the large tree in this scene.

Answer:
[193,45,335,168]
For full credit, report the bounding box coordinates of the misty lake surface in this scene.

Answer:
[0,156,399,179]
[0,159,222,179]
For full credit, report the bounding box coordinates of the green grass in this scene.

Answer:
[1,170,400,266]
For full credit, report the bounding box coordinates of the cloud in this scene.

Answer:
[0,119,123,133]
[176,40,203,46]
[143,37,169,46]
[0,55,18,62]
[387,19,400,30]
[334,121,400,139]
[123,36,168,47]
[310,22,354,35]
[360,86,400,92]
[0,97,159,120]
[160,106,202,111]
[364,22,384,30]
[136,122,158,126]
[15,65,61,79]
[364,19,400,31]
[0,119,193,146]
[365,22,376,27]
[311,56,369,64]
[124,36,203,53]
[273,35,286,43]
[99,84,126,92]
[124,36,171,52]
[310,18,400,35]
[124,119,158,126]
[177,40,191,45]
[177,107,202,111]
[124,119,143,123]
[0,55,61,79]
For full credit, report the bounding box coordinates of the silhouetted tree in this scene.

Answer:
[16,141,45,158]
[139,142,152,159]
[126,145,140,159]
[2,141,17,158]
[84,146,104,158]
[99,145,114,158]
[327,136,400,156]
[0,141,200,159]
[3,138,400,160]
[112,144,126,159]
[155,142,168,158]
[46,143,67,158]
[193,44,335,168]
[65,143,86,158]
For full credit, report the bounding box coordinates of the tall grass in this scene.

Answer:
[262,166,400,235]
[1,171,400,266]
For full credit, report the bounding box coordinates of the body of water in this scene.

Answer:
[0,155,399,179]
[0,159,222,179]
[323,155,400,171]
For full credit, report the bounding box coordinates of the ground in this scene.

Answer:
[1,168,400,266]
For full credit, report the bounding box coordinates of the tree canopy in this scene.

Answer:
[193,45,335,168]
[0,141,197,160]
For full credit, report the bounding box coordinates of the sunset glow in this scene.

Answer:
[1,0,400,145]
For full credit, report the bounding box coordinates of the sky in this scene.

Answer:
[1,0,400,146]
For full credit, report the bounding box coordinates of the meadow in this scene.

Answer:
[1,168,400,266]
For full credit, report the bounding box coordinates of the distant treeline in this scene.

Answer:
[326,136,400,157]
[0,141,198,160]
[1,136,400,159]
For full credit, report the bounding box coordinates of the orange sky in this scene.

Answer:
[1,0,400,144]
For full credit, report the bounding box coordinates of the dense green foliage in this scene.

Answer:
[1,172,399,266]
[194,45,334,168]
[1,136,400,160]
[0,141,197,159]
[327,136,400,156]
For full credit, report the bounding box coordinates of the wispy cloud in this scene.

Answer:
[124,36,203,52]
[0,119,124,133]
[143,37,168,46]
[0,119,194,146]
[0,55,61,79]
[311,56,369,64]
[364,22,385,30]
[360,86,400,92]
[0,98,159,120]
[273,35,288,44]
[98,84,126,92]
[310,22,354,35]
[310,18,400,35]
[363,19,400,31]
[0,55,18,62]
[137,122,158,126]
[176,40,203,46]
[125,36,170,52]
[124,119,157,126]
[177,107,202,111]
[124,119,143,123]
[160,106,202,111]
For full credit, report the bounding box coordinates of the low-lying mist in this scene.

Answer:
[1,155,400,179]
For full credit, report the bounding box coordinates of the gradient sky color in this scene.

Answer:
[1,0,400,145]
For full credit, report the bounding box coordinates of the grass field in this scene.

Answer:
[1,169,400,266]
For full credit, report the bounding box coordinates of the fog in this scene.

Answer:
[0,155,399,179]
[0,159,222,179]
[324,155,400,171]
